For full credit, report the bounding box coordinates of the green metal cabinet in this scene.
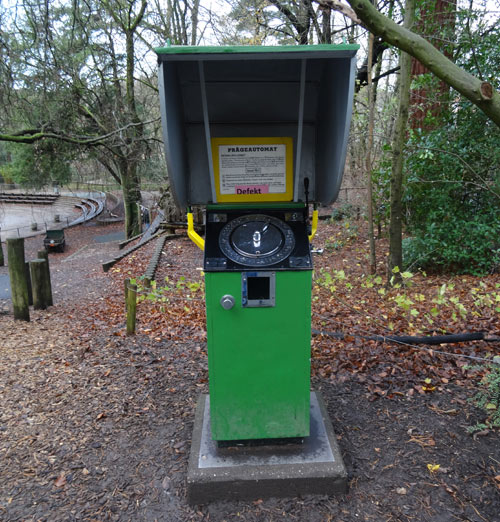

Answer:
[155,45,359,444]
[205,270,312,441]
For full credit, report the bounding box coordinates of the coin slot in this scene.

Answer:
[242,272,275,307]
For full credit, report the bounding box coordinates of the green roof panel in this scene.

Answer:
[155,44,359,55]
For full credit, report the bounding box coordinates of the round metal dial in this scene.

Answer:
[219,214,295,267]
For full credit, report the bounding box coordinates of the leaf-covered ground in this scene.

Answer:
[0,218,499,521]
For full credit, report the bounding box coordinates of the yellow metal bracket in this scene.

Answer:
[308,207,318,242]
[187,210,205,250]
[188,207,314,248]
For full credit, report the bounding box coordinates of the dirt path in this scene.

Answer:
[0,222,499,521]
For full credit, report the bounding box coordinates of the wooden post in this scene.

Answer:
[25,262,33,306]
[37,249,53,306]
[30,259,47,310]
[126,283,137,335]
[138,202,143,234]
[124,278,130,304]
[0,237,4,267]
[7,238,30,321]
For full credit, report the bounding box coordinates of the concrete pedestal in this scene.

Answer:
[187,392,348,504]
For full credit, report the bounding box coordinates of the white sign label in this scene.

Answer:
[218,144,287,195]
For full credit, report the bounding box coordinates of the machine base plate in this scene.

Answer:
[187,392,348,505]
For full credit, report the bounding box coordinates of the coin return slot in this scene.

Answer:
[242,272,275,308]
[248,277,270,301]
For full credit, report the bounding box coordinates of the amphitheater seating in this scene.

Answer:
[0,193,60,204]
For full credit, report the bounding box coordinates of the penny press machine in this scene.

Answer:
[156,45,358,443]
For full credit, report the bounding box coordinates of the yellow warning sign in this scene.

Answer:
[211,137,293,202]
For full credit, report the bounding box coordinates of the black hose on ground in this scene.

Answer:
[311,329,496,345]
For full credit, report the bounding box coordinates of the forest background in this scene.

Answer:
[0,0,499,272]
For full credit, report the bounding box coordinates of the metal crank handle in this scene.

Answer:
[220,295,235,310]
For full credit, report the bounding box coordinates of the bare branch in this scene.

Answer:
[0,118,161,146]
[346,0,500,127]
[314,0,361,24]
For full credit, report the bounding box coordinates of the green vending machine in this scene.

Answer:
[156,44,358,442]
[204,204,312,440]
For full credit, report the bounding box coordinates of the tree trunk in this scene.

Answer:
[190,0,200,45]
[322,6,332,43]
[7,238,30,321]
[267,0,311,44]
[121,161,142,239]
[366,32,377,274]
[388,0,414,278]
[409,0,456,128]
[122,23,143,240]
[103,0,147,240]
[373,53,385,239]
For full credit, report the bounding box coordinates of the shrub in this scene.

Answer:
[330,203,355,222]
[468,357,500,433]
[403,109,500,275]
[403,211,500,275]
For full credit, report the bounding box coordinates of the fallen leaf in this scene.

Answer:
[427,463,440,474]
[54,472,66,487]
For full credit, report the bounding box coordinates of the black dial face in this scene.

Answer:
[231,221,282,258]
[219,214,295,267]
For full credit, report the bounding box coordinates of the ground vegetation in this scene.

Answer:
[0,217,498,520]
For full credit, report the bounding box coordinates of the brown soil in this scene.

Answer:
[0,219,499,521]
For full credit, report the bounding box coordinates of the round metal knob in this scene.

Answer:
[220,294,235,310]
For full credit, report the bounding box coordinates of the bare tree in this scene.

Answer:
[387,0,414,277]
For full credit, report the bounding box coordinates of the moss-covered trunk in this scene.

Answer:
[121,160,142,239]
[102,1,147,240]
[388,0,414,277]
